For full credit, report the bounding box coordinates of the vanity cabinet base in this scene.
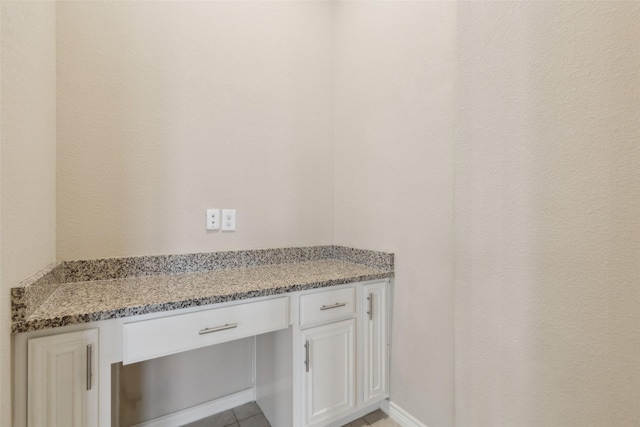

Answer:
[27,329,98,427]
[14,280,391,427]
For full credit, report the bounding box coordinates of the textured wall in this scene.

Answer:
[116,339,254,426]
[5,2,639,426]
[455,2,640,426]
[333,2,456,426]
[55,2,334,422]
[56,1,334,260]
[0,2,57,425]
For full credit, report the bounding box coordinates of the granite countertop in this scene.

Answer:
[12,246,394,334]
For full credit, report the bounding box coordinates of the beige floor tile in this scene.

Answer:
[368,417,401,427]
[182,409,237,427]
[233,402,263,421]
[238,413,271,427]
[345,417,369,427]
[183,401,401,427]
[362,409,401,427]
[363,410,387,424]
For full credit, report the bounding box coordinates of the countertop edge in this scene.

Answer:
[11,248,394,334]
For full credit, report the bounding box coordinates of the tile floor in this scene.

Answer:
[181,402,401,427]
[182,401,267,427]
[342,409,401,427]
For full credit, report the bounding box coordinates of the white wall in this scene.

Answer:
[3,1,639,426]
[0,2,57,425]
[455,2,640,426]
[54,1,334,422]
[334,2,456,426]
[56,0,335,260]
[116,339,254,426]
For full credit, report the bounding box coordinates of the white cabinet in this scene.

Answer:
[295,281,390,427]
[17,280,391,427]
[123,296,289,364]
[299,287,356,327]
[27,329,98,427]
[362,282,388,405]
[300,318,356,427]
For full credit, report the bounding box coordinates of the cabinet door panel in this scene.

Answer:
[301,319,355,426]
[28,329,98,427]
[363,282,388,404]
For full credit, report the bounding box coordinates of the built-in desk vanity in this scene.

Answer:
[12,246,394,427]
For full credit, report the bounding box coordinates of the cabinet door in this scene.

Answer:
[301,319,356,427]
[363,282,388,404]
[28,329,98,427]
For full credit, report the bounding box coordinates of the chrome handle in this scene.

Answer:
[320,302,347,311]
[304,340,310,373]
[367,295,373,321]
[86,344,93,391]
[199,323,238,335]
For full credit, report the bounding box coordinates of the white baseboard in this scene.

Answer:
[380,400,428,427]
[132,388,255,427]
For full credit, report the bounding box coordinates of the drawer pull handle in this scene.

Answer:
[304,340,310,373]
[199,323,239,335]
[367,295,373,321]
[320,302,347,311]
[86,344,93,391]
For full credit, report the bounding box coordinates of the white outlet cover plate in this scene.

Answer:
[206,209,220,230]
[222,209,236,231]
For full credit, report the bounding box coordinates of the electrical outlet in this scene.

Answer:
[222,209,236,231]
[206,209,220,230]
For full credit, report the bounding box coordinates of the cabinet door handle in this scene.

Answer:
[199,323,238,335]
[320,302,347,311]
[304,340,310,373]
[367,294,373,321]
[86,344,93,391]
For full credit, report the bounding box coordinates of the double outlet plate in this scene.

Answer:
[206,209,236,231]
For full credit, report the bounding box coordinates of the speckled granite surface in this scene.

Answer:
[62,246,339,283]
[11,263,64,323]
[11,246,393,334]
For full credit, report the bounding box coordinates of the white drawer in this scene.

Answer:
[123,297,289,364]
[300,287,356,327]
